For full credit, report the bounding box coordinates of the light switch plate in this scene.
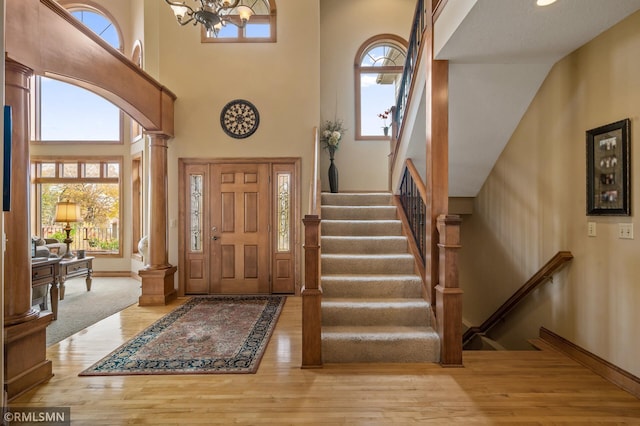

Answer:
[587,222,596,237]
[619,223,634,239]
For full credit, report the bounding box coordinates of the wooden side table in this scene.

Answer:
[32,257,61,320]
[59,256,94,300]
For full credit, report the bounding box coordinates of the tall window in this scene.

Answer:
[202,0,276,43]
[32,158,122,256]
[354,35,407,140]
[31,4,125,258]
[34,7,123,142]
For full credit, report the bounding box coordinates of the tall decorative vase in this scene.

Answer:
[328,147,338,193]
[383,126,389,136]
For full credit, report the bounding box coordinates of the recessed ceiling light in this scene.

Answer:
[537,0,557,6]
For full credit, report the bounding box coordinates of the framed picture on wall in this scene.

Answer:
[586,118,630,216]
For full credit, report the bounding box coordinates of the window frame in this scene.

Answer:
[200,0,277,43]
[354,34,408,141]
[31,156,124,258]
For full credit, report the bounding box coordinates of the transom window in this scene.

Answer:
[202,0,276,43]
[354,35,407,140]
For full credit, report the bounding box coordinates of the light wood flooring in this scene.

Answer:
[10,297,640,424]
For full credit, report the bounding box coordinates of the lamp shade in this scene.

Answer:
[236,5,253,22]
[54,201,80,223]
[170,4,190,19]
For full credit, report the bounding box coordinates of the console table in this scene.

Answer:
[59,256,94,300]
[32,257,61,320]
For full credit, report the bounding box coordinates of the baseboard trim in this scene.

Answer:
[92,271,135,278]
[539,327,640,399]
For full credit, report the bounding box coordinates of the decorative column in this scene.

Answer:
[4,58,53,400]
[138,133,177,305]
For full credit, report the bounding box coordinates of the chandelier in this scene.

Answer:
[165,0,254,38]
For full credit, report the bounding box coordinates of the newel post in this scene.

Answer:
[301,215,322,368]
[435,214,463,367]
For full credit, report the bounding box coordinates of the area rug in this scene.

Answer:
[79,295,285,376]
[47,277,141,347]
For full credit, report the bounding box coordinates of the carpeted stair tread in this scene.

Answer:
[321,192,393,206]
[321,236,408,254]
[322,254,415,275]
[322,275,423,298]
[322,299,431,326]
[321,205,397,220]
[321,220,402,236]
[322,326,440,363]
[323,325,438,339]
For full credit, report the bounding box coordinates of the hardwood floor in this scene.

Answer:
[10,297,640,424]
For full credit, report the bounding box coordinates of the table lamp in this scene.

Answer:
[54,200,80,259]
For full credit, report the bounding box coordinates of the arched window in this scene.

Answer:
[354,34,407,140]
[202,0,277,43]
[35,5,123,142]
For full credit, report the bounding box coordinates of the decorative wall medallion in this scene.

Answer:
[220,99,260,139]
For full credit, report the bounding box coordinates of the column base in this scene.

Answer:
[138,265,177,306]
[435,285,464,367]
[4,312,54,401]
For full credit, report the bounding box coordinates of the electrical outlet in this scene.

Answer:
[587,221,596,237]
[619,223,634,239]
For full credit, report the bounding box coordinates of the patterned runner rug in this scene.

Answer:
[79,295,285,376]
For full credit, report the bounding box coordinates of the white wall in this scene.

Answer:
[152,0,320,275]
[320,0,415,192]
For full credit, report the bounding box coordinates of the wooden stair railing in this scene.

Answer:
[397,159,463,366]
[463,251,574,346]
[301,127,322,368]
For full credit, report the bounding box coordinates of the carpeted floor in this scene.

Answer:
[79,295,285,376]
[46,277,141,347]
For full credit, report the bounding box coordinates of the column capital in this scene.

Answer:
[144,132,172,145]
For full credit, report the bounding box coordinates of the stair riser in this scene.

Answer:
[322,304,430,326]
[322,221,402,236]
[321,206,397,220]
[322,337,440,363]
[321,279,423,298]
[322,256,415,275]
[321,193,392,206]
[321,237,408,254]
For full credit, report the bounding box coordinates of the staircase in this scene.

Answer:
[320,192,440,363]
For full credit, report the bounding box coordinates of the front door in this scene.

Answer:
[209,163,270,294]
[180,159,298,296]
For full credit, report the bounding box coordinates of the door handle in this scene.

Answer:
[212,236,220,241]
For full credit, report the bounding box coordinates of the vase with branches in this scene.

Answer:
[320,119,346,193]
[378,109,391,136]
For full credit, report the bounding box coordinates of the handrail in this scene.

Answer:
[392,0,428,150]
[309,127,320,215]
[463,251,574,345]
[399,159,428,262]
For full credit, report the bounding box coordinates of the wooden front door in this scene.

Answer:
[210,163,270,294]
[180,158,298,296]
